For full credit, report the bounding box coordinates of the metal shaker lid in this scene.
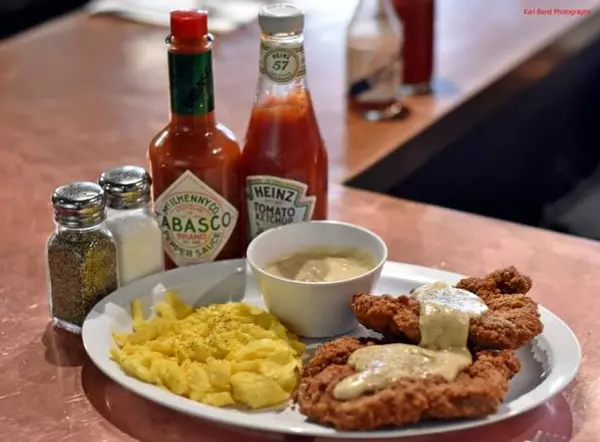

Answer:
[259,4,304,34]
[52,181,106,228]
[98,165,152,210]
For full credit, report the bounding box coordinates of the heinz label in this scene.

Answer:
[259,42,306,84]
[155,170,238,266]
[246,175,316,242]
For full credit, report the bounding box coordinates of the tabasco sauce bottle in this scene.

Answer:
[242,4,328,245]
[149,10,243,269]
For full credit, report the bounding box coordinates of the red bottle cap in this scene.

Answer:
[170,10,208,39]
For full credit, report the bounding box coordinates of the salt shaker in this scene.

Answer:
[47,182,118,334]
[98,165,164,286]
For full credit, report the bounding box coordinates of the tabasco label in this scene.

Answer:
[155,171,238,266]
[246,175,316,242]
[168,51,215,116]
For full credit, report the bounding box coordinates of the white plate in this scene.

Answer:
[82,259,581,439]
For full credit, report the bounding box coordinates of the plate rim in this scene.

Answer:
[82,260,582,439]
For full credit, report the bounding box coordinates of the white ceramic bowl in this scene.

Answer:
[246,221,387,338]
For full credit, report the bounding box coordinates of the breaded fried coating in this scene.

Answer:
[300,337,380,379]
[295,337,521,431]
[351,267,543,350]
[456,266,533,303]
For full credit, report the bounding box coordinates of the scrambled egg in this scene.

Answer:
[110,292,306,409]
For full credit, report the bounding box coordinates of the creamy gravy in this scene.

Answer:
[413,283,489,318]
[418,302,470,349]
[413,283,489,350]
[411,281,452,296]
[333,344,472,400]
[265,247,375,283]
[333,282,488,400]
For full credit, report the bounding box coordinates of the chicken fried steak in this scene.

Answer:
[351,267,543,350]
[295,337,521,431]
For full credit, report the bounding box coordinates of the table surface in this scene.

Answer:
[0,1,599,441]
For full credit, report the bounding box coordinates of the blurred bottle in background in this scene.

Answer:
[346,0,406,122]
[392,0,435,94]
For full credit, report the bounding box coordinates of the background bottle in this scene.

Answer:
[347,0,405,121]
[242,4,328,245]
[392,0,435,94]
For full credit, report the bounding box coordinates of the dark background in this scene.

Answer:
[0,0,90,39]
[394,40,600,232]
[347,32,600,242]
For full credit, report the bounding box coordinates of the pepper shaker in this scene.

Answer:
[46,182,118,334]
[99,165,164,286]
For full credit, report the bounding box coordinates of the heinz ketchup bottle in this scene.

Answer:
[241,4,328,246]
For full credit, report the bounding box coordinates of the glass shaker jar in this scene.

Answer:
[347,0,406,121]
[98,165,164,286]
[46,182,118,334]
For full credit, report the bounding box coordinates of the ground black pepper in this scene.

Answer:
[47,181,119,333]
[47,228,118,328]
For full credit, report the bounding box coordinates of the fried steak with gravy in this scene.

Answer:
[294,267,540,431]
[351,267,543,350]
[295,337,520,431]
